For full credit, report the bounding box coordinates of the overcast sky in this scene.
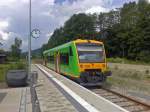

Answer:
[0,0,140,51]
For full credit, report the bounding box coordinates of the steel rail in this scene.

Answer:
[89,87,150,112]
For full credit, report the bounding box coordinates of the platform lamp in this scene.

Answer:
[28,0,41,76]
[28,2,33,111]
[28,0,32,76]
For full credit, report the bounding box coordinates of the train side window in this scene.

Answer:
[50,55,54,63]
[47,55,54,63]
[69,47,73,56]
[60,53,69,65]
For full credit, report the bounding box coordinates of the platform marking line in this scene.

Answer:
[36,64,100,112]
[39,64,129,112]
[19,88,27,112]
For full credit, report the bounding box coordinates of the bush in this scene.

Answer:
[107,58,123,63]
[0,62,26,82]
[145,69,149,74]
[138,51,150,62]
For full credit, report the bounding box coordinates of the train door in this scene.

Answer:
[55,52,60,73]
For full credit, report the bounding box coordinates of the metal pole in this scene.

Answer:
[28,0,31,76]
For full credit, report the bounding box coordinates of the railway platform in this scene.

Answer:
[32,65,77,112]
[0,87,32,112]
[0,64,149,112]
[33,64,129,112]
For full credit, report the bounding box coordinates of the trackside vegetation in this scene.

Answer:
[0,38,26,82]
[106,67,150,95]
[107,58,150,65]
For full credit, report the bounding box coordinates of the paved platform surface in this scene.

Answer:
[0,87,32,112]
[32,65,78,112]
[36,64,129,112]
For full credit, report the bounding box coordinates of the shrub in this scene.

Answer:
[145,69,149,74]
[108,58,123,63]
[0,62,26,82]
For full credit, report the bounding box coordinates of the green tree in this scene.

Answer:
[11,38,22,60]
[42,0,150,62]
[46,13,96,49]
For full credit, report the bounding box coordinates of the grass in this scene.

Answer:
[0,62,26,82]
[107,57,150,65]
[113,69,149,80]
[106,67,150,95]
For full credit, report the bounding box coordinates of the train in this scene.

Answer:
[43,39,111,85]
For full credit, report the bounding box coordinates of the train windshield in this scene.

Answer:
[76,43,105,63]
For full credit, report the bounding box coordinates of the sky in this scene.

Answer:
[0,0,141,51]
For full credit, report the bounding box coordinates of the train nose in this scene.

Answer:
[79,63,106,72]
[79,69,107,84]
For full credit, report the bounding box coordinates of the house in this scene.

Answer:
[0,54,7,64]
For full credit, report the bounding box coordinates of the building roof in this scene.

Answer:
[0,54,6,57]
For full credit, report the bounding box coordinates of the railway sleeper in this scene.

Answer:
[124,105,148,112]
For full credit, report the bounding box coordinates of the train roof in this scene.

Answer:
[43,39,103,55]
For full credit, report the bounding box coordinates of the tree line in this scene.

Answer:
[42,0,150,62]
[0,37,22,61]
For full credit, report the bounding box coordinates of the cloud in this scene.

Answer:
[0,0,138,51]
[0,20,9,30]
[0,0,31,51]
[0,0,17,6]
[85,6,110,14]
[0,31,9,40]
[42,0,111,26]
[46,32,53,38]
[0,0,28,7]
[0,20,9,41]
[147,0,150,3]
[0,32,23,50]
[41,0,55,5]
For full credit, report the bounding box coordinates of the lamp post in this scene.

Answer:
[28,0,32,76]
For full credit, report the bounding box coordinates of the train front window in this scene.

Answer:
[76,43,105,63]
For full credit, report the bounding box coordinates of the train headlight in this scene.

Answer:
[80,65,83,68]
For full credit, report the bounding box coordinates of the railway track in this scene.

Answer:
[88,87,150,112]
[43,64,150,112]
